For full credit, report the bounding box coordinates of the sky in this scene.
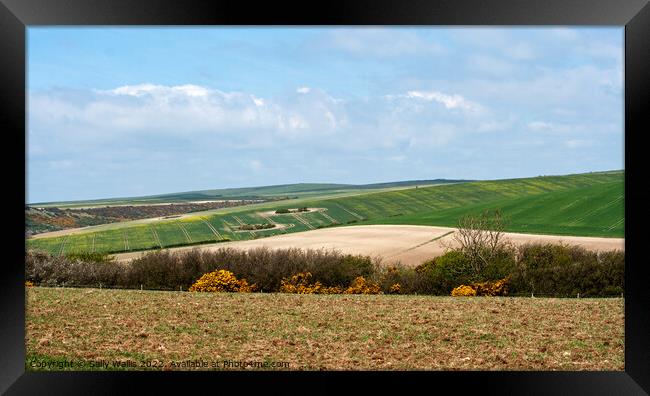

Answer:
[27,27,623,203]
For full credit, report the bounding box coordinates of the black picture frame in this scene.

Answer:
[2,0,649,394]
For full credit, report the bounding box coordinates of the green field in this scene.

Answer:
[27,171,624,256]
[31,179,466,208]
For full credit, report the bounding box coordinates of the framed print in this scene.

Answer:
[1,0,649,394]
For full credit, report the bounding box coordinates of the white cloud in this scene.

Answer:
[296,86,311,94]
[108,83,210,98]
[404,90,484,113]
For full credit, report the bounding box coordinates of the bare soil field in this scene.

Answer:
[113,225,625,266]
[25,287,624,371]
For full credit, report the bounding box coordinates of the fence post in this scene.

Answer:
[577,293,580,299]
[531,292,534,298]
[99,283,102,290]
[141,284,143,291]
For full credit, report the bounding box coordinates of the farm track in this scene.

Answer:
[320,211,339,224]
[177,223,193,243]
[390,230,456,257]
[292,213,315,230]
[257,213,288,234]
[200,217,222,240]
[57,235,70,256]
[222,220,241,240]
[334,203,364,220]
[567,195,623,226]
[123,231,130,251]
[607,218,624,231]
[150,226,162,248]
[232,216,254,237]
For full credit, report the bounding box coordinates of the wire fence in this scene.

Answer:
[26,282,625,298]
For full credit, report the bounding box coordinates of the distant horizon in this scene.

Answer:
[27,168,623,205]
[27,27,623,203]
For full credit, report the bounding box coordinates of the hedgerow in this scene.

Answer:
[25,242,624,296]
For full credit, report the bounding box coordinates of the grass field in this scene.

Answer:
[25,287,624,371]
[27,171,624,256]
[31,179,465,208]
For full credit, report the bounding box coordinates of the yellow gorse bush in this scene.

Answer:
[189,269,256,293]
[472,277,509,296]
[25,280,34,288]
[451,285,477,296]
[280,273,382,294]
[451,277,509,297]
[389,283,401,294]
[279,272,342,294]
[344,276,381,295]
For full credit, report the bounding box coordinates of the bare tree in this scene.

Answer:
[442,209,511,276]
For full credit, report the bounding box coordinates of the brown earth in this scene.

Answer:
[25,287,624,371]
[112,225,625,266]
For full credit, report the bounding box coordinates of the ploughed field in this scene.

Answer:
[27,171,624,256]
[26,287,624,371]
[112,225,625,266]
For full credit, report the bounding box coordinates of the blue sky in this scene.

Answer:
[27,27,623,203]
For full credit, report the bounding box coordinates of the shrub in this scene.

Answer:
[344,276,381,294]
[389,283,401,294]
[275,209,290,214]
[25,280,34,287]
[238,223,274,230]
[471,277,509,296]
[309,254,375,287]
[423,250,475,294]
[445,209,511,277]
[377,264,434,294]
[188,270,256,292]
[279,272,342,294]
[451,285,477,297]
[507,243,624,297]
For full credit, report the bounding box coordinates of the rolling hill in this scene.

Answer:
[26,171,624,256]
[29,179,471,208]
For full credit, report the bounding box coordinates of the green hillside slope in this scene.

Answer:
[27,171,623,256]
[30,179,468,208]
